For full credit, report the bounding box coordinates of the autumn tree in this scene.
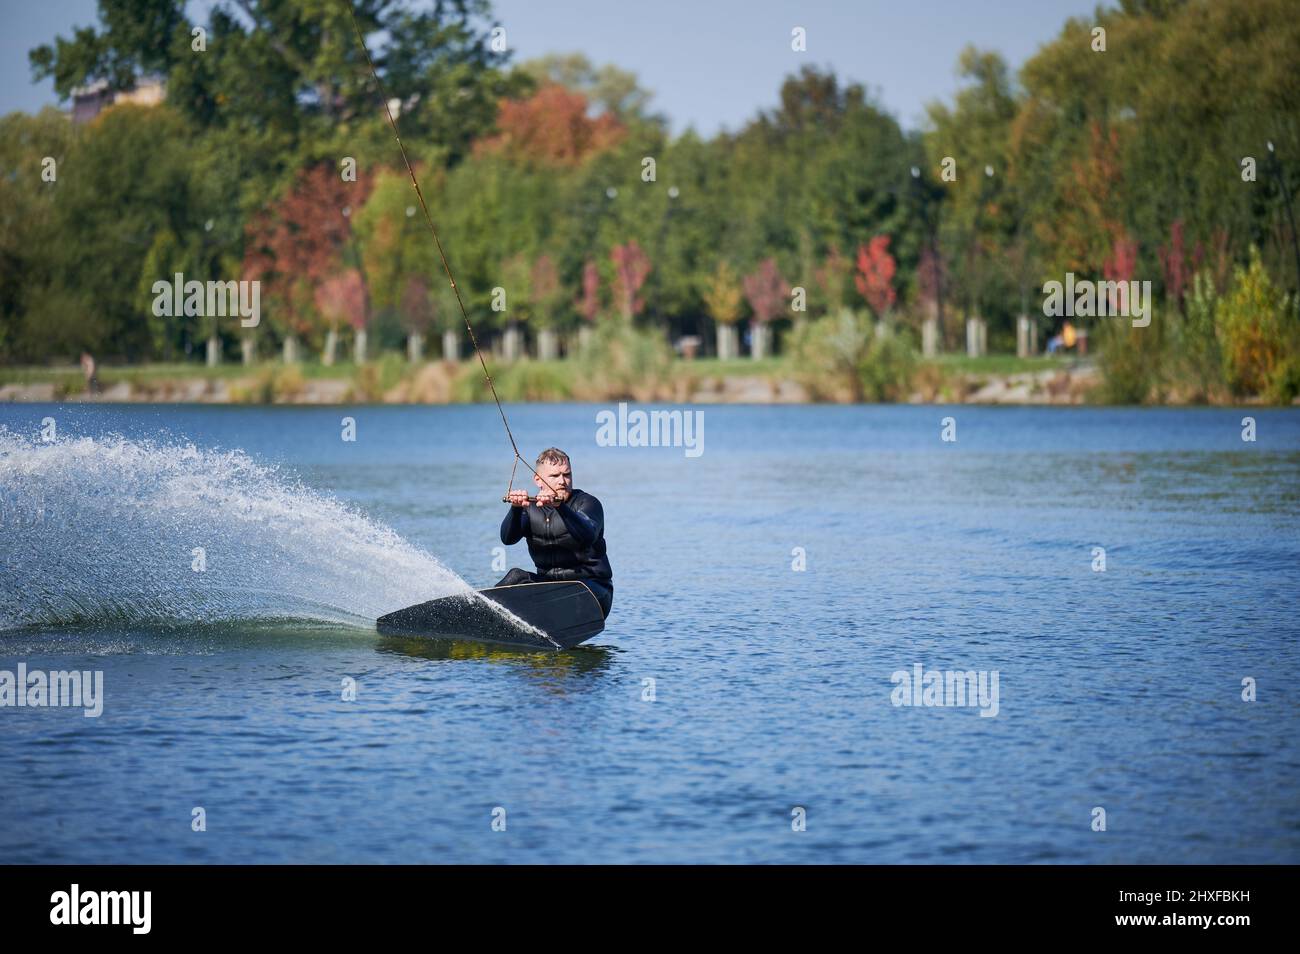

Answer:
[476,84,625,166]
[1055,122,1126,277]
[743,258,790,359]
[855,236,898,319]
[517,52,667,130]
[702,261,743,360]
[399,274,433,360]
[242,162,373,359]
[610,241,651,322]
[315,268,368,361]
[1103,233,1139,314]
[578,260,601,323]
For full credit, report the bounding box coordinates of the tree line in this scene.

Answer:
[2,0,1298,402]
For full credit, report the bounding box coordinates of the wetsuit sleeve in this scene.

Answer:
[557,495,602,546]
[500,507,528,545]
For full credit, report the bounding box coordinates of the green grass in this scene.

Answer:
[108,361,364,381]
[0,360,366,386]
[1,352,1076,401]
[0,367,85,386]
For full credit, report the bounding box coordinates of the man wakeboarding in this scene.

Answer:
[498,447,613,619]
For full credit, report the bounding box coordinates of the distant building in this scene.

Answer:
[70,76,166,125]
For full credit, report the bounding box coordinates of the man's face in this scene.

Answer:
[534,460,572,495]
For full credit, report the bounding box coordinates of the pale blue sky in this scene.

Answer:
[1,0,1107,134]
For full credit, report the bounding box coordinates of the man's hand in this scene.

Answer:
[534,486,569,508]
[507,489,531,509]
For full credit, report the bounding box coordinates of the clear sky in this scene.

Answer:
[0,0,1107,134]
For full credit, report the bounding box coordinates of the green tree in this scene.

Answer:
[1216,248,1297,399]
[924,48,1020,344]
[0,108,76,362]
[29,0,188,98]
[22,105,232,361]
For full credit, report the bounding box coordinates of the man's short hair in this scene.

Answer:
[536,447,570,468]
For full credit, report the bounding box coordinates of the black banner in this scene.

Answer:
[0,865,1284,939]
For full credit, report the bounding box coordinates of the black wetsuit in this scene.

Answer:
[497,488,613,618]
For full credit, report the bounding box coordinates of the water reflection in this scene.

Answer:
[375,634,617,676]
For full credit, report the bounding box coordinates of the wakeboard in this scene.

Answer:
[376,581,606,649]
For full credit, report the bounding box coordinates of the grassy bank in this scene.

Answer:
[0,356,1092,408]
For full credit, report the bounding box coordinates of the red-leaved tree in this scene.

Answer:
[578,259,601,323]
[475,84,626,166]
[610,241,652,320]
[743,258,790,324]
[855,235,897,318]
[315,269,368,332]
[243,163,373,338]
[400,275,434,335]
[1103,232,1139,314]
[1158,219,1189,310]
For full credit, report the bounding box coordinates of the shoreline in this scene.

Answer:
[1,359,1294,406]
[0,361,1092,402]
[0,359,1103,405]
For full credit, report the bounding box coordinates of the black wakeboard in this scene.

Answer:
[376,581,605,649]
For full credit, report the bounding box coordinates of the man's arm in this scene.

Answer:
[500,506,528,545]
[556,494,602,546]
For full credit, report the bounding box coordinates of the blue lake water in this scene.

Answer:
[1,402,1298,863]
